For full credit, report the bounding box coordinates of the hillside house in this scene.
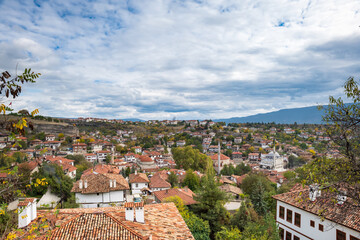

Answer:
[129,172,150,194]
[71,173,129,208]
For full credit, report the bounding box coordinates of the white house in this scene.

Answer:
[71,173,129,208]
[96,150,110,163]
[273,185,360,240]
[149,172,171,192]
[85,153,97,163]
[129,172,150,194]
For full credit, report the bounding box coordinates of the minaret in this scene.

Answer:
[218,141,221,175]
[111,144,114,165]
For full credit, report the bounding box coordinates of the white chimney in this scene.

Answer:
[337,190,347,205]
[113,179,116,188]
[309,184,321,201]
[84,180,88,189]
[79,180,83,189]
[18,198,37,228]
[125,203,134,222]
[135,170,137,175]
[110,179,113,188]
[135,203,145,223]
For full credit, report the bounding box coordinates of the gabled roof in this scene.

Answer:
[149,174,171,188]
[154,188,197,205]
[49,213,147,240]
[129,173,150,183]
[71,173,129,194]
[273,186,360,232]
[219,184,242,195]
[210,153,230,161]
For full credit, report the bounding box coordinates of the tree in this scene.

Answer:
[168,171,179,187]
[193,170,230,238]
[314,77,360,202]
[172,146,212,172]
[182,169,200,191]
[215,227,242,240]
[231,201,259,231]
[164,196,211,240]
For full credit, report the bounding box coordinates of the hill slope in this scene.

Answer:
[214,105,326,124]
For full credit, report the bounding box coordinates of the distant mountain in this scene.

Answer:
[214,105,326,124]
[122,118,145,122]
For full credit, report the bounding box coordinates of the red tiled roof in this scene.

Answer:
[49,213,147,240]
[210,153,230,161]
[71,173,129,194]
[149,174,171,189]
[273,187,360,232]
[129,173,150,183]
[139,155,153,163]
[154,188,197,205]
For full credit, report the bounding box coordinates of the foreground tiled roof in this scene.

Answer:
[71,173,129,194]
[154,188,197,205]
[49,213,147,240]
[273,187,360,232]
[129,173,150,183]
[35,203,194,239]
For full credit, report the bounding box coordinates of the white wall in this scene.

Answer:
[76,190,125,207]
[277,201,360,240]
[131,183,148,194]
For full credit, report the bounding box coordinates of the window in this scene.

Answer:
[310,220,315,227]
[319,224,324,232]
[97,193,99,196]
[285,231,292,240]
[336,230,346,240]
[279,206,285,219]
[294,213,301,227]
[350,236,360,240]
[294,236,300,240]
[279,227,284,240]
[286,209,293,223]
[136,183,138,188]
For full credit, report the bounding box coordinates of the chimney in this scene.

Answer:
[84,180,88,189]
[18,198,37,228]
[79,180,83,189]
[337,190,347,205]
[110,179,113,188]
[309,184,321,201]
[135,202,145,223]
[113,179,116,188]
[125,203,134,222]
[135,170,137,175]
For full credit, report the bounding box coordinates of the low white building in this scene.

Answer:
[273,185,360,240]
[260,149,285,170]
[129,172,150,194]
[71,173,129,208]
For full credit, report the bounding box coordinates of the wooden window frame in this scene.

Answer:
[279,227,284,240]
[336,229,346,240]
[319,224,324,232]
[310,220,315,227]
[294,235,300,240]
[294,212,301,227]
[279,206,285,219]
[285,231,292,240]
[286,209,293,223]
[350,235,360,240]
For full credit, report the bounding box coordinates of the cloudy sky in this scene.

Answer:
[1,0,360,120]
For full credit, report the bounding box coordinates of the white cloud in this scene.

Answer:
[0,0,360,120]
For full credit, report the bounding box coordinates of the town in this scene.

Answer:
[1,113,358,239]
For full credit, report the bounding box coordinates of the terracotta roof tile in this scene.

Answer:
[154,188,197,205]
[129,173,149,183]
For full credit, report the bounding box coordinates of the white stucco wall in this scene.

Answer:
[131,183,148,194]
[75,190,125,207]
[277,201,360,240]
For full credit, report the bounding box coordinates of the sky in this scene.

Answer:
[1,0,360,120]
